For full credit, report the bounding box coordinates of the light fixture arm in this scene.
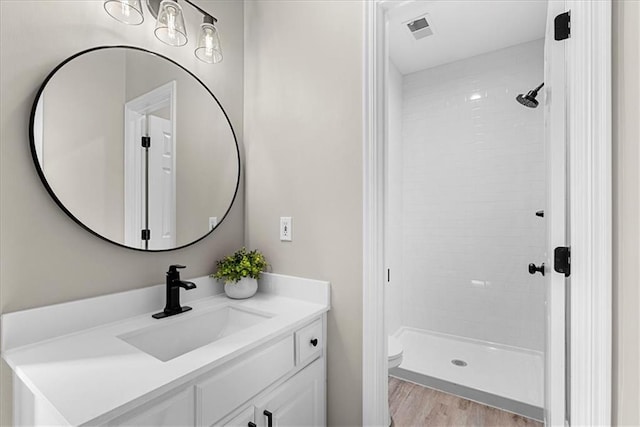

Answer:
[181,0,217,23]
[146,0,216,23]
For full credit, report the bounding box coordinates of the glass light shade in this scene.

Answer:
[154,0,188,47]
[195,23,223,64]
[104,0,144,25]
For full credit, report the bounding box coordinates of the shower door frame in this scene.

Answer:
[362,0,612,425]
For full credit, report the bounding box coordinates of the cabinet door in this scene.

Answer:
[255,358,325,427]
[221,407,255,427]
[111,388,194,427]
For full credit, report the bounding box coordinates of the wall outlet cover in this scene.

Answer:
[280,217,292,241]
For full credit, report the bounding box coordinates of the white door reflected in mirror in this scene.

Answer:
[124,81,176,250]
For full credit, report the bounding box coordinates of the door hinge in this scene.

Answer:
[141,136,151,148]
[554,11,571,41]
[554,246,571,277]
[141,229,151,241]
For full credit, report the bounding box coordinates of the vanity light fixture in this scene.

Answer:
[103,0,222,63]
[195,15,222,64]
[104,0,145,25]
[154,0,188,46]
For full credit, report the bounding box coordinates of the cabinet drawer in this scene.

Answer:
[196,335,294,426]
[295,319,323,366]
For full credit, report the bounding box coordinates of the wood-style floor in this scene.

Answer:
[389,377,543,427]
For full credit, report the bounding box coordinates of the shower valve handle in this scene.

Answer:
[528,263,545,276]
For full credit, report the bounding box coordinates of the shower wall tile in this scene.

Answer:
[397,39,546,351]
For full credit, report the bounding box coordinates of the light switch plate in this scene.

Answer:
[280,217,292,241]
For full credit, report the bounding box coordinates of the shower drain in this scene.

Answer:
[451,359,468,367]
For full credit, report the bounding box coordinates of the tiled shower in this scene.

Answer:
[386,39,547,418]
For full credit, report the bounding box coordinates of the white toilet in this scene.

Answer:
[388,335,403,369]
[387,335,404,426]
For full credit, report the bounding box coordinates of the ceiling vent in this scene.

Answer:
[406,15,433,40]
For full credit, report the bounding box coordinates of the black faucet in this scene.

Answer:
[152,265,197,319]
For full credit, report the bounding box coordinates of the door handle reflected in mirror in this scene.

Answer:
[248,423,257,427]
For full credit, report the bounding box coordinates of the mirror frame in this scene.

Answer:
[28,45,241,252]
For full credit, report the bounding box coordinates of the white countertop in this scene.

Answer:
[2,274,330,426]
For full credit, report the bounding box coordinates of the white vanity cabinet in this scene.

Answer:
[3,274,330,427]
[107,317,325,427]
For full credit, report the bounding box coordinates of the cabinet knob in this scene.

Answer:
[310,338,318,347]
[248,423,257,427]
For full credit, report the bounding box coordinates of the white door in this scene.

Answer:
[123,81,177,250]
[124,112,146,249]
[147,115,176,250]
[544,1,568,425]
[254,359,325,427]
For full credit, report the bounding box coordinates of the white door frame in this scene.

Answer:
[124,81,177,249]
[565,1,612,425]
[362,1,612,425]
[363,1,387,425]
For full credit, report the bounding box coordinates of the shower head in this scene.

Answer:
[516,83,544,108]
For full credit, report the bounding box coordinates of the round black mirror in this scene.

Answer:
[30,46,240,251]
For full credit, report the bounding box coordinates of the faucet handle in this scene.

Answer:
[168,265,186,274]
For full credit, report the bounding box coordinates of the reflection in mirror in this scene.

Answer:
[31,46,240,251]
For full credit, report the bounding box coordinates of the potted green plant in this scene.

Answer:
[212,248,268,299]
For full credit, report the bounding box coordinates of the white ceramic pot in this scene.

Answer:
[224,277,258,299]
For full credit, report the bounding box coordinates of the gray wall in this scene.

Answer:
[612,0,640,425]
[244,1,364,425]
[0,1,244,425]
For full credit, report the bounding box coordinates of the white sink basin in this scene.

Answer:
[119,305,273,361]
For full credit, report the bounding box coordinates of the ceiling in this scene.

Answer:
[387,0,548,75]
